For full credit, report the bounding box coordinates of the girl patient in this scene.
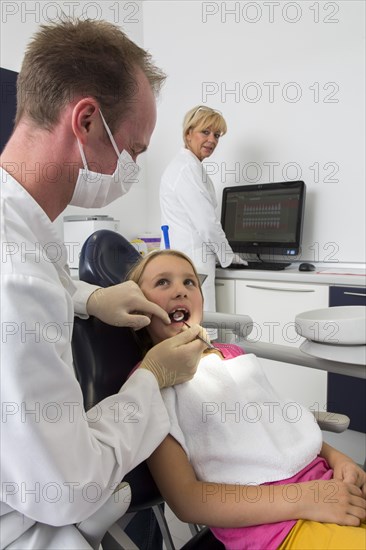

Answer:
[128,249,366,550]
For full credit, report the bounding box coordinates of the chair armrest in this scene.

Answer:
[202,314,352,434]
[312,411,350,433]
[202,312,253,339]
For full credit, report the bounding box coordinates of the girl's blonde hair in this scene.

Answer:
[182,105,227,147]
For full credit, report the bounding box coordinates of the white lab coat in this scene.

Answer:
[160,148,234,314]
[0,169,170,548]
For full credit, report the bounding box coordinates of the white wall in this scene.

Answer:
[143,0,365,264]
[2,1,365,261]
[1,0,148,240]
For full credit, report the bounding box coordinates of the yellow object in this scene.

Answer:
[136,233,161,253]
[130,239,148,257]
[279,519,366,549]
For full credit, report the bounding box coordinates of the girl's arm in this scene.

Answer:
[147,435,366,528]
[320,442,366,496]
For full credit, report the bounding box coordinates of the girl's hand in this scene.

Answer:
[333,460,366,497]
[301,479,366,526]
[320,442,366,498]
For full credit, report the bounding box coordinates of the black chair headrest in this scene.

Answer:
[79,229,142,287]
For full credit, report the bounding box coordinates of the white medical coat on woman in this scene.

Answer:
[160,148,234,314]
[0,169,170,548]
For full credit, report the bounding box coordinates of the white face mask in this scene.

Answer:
[70,110,140,208]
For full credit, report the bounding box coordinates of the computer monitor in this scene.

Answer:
[221,181,306,259]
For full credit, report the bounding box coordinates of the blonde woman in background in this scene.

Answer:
[160,105,245,339]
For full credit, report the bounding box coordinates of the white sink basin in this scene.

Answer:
[295,306,366,346]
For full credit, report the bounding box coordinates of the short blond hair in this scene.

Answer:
[16,18,166,131]
[182,105,227,146]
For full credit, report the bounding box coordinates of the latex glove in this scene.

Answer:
[86,281,170,329]
[138,324,207,388]
[198,325,211,346]
[232,253,248,266]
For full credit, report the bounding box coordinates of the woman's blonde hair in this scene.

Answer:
[183,105,227,147]
[127,249,203,356]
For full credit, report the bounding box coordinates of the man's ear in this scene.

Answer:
[71,98,100,144]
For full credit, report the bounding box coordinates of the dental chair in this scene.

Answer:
[73,230,225,549]
[72,314,180,550]
[73,229,358,549]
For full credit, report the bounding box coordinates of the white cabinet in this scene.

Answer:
[235,280,329,409]
[236,280,329,347]
[215,278,235,314]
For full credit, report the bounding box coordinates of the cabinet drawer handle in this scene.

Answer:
[343,292,366,297]
[215,282,225,287]
[246,285,315,293]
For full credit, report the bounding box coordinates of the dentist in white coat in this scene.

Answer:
[160,106,245,338]
[0,19,205,549]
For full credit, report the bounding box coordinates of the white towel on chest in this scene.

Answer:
[161,353,322,485]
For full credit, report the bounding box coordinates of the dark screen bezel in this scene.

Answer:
[221,181,306,256]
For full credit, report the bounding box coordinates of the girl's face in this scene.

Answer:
[186,126,220,161]
[139,255,203,344]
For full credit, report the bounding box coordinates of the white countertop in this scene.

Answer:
[216,263,366,287]
[71,263,366,287]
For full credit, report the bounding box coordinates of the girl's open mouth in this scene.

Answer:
[169,308,190,323]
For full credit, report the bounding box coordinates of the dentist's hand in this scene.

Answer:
[86,281,171,329]
[138,324,206,388]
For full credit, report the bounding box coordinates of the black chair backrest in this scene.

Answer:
[72,316,161,508]
[72,230,161,508]
[72,317,142,409]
